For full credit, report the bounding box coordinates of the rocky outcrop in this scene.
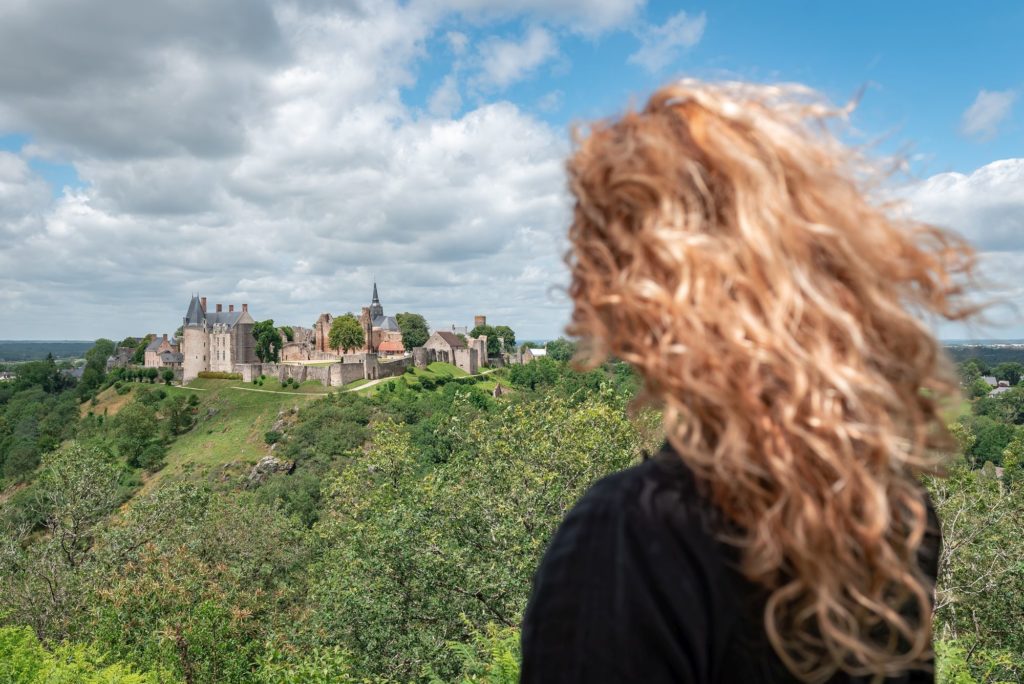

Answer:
[246,455,295,487]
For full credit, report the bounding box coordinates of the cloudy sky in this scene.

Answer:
[0,0,1021,341]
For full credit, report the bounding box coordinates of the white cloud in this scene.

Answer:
[0,0,577,340]
[960,89,1016,141]
[905,158,1024,252]
[475,27,558,90]
[627,10,706,72]
[905,158,1024,336]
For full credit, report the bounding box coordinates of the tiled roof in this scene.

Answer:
[377,340,405,353]
[435,331,465,348]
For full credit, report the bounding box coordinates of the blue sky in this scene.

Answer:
[0,0,1021,340]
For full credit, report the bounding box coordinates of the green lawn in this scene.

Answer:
[426,362,468,377]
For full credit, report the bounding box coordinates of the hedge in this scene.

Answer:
[197,371,242,380]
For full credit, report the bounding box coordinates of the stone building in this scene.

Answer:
[420,331,487,374]
[313,283,404,357]
[143,334,179,367]
[181,296,257,383]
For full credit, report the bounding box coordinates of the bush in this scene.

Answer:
[0,624,170,683]
[197,371,242,380]
[264,431,283,445]
[404,365,414,374]
[187,394,200,407]
[116,384,132,395]
[136,443,167,472]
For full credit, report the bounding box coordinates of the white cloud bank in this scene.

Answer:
[0,0,612,340]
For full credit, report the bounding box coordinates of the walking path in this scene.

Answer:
[181,366,502,398]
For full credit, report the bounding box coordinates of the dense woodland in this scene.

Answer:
[0,341,1022,683]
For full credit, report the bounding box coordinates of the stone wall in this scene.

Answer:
[453,347,478,375]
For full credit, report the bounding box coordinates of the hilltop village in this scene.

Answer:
[107,284,545,387]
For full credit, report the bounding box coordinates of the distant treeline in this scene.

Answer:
[0,341,94,362]
[946,345,1024,368]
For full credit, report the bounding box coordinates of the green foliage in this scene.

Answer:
[131,336,153,366]
[79,339,116,397]
[0,625,174,684]
[0,383,79,481]
[111,401,162,468]
[427,624,520,684]
[328,314,365,354]
[197,371,242,380]
[309,390,654,679]
[493,326,516,351]
[469,324,500,356]
[994,361,1024,386]
[254,320,283,363]
[928,461,1024,674]
[962,415,1014,466]
[279,326,295,342]
[396,312,430,350]
[161,369,174,385]
[543,338,577,362]
[264,430,282,445]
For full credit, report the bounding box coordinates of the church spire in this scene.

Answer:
[372,281,380,305]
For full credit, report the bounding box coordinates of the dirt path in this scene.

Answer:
[228,386,328,396]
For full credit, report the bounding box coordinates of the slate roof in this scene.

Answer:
[184,296,205,327]
[435,331,466,348]
[160,351,184,363]
[373,315,400,331]
[206,311,245,327]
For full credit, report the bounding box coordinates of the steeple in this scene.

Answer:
[369,282,384,320]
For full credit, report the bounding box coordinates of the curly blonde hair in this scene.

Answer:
[565,81,976,682]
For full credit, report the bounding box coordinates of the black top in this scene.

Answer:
[520,445,940,683]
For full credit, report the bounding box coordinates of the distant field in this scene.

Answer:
[0,340,94,361]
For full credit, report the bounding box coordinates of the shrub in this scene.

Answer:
[116,384,132,396]
[197,371,242,380]
[264,431,283,445]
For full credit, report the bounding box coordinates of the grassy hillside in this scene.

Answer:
[82,364,503,492]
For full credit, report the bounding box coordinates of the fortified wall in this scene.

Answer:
[235,353,412,388]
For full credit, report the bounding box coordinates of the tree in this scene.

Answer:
[328,314,365,353]
[131,336,153,365]
[545,338,577,362]
[161,369,174,385]
[279,326,294,342]
[78,339,115,396]
[111,402,160,468]
[494,325,516,351]
[958,359,986,385]
[395,312,429,350]
[470,324,500,356]
[253,320,283,363]
[994,362,1024,386]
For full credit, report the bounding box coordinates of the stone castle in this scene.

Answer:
[115,284,505,388]
[181,296,258,382]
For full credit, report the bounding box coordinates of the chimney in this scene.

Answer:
[200,297,207,311]
[216,303,223,313]
[162,334,168,342]
[242,303,248,313]
[229,304,234,312]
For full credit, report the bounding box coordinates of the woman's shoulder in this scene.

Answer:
[572,444,714,532]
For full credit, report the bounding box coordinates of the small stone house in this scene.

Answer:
[144,334,178,368]
[523,347,547,363]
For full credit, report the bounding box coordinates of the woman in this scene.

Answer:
[520,81,975,683]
